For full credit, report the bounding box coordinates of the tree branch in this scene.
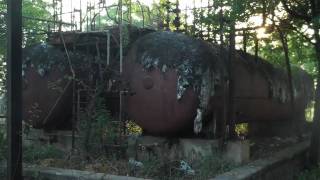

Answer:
[281,0,312,22]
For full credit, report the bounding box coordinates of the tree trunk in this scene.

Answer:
[228,22,236,139]
[309,0,320,166]
[254,35,259,62]
[309,22,320,166]
[243,30,247,53]
[278,29,297,132]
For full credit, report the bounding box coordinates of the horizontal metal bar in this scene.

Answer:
[0,12,75,26]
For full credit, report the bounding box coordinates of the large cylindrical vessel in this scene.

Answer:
[23,44,73,129]
[123,31,313,136]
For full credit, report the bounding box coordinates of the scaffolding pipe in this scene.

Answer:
[118,0,124,139]
[0,12,75,26]
[119,0,123,74]
[107,31,110,65]
[60,33,77,150]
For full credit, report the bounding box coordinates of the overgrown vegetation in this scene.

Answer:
[21,152,234,179]
[235,123,249,137]
[23,144,64,163]
[0,126,6,161]
[79,96,122,157]
[130,154,236,179]
[298,167,320,180]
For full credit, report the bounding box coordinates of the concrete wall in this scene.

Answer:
[24,167,149,180]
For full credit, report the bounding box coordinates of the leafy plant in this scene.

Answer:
[192,154,236,179]
[235,123,249,137]
[298,167,320,180]
[23,144,64,163]
[126,121,142,135]
[79,96,121,157]
[0,126,6,161]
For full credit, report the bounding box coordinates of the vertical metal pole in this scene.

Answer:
[59,0,62,32]
[7,0,22,179]
[71,0,73,31]
[107,31,110,66]
[119,0,123,74]
[228,22,236,139]
[119,0,124,140]
[80,0,82,31]
[86,2,89,31]
[129,0,132,26]
[53,0,56,30]
[200,0,203,38]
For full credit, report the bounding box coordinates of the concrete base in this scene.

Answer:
[225,140,250,164]
[23,128,76,151]
[23,166,149,180]
[128,136,250,164]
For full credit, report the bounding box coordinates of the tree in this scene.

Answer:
[279,0,320,166]
[0,0,50,94]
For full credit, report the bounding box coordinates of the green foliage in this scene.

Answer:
[133,154,236,179]
[192,154,236,178]
[235,123,248,136]
[22,0,50,46]
[258,29,317,77]
[298,167,320,180]
[0,0,50,94]
[23,144,64,163]
[0,0,50,53]
[96,0,163,29]
[138,157,164,178]
[126,121,142,135]
[305,101,315,122]
[0,126,6,161]
[79,97,119,156]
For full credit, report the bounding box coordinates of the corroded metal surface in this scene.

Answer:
[233,52,313,123]
[123,32,227,136]
[22,44,73,129]
[23,66,72,129]
[123,31,313,136]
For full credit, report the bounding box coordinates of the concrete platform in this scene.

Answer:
[23,128,77,151]
[211,141,309,180]
[24,166,150,180]
[128,136,250,164]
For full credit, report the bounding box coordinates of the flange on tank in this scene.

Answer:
[123,31,228,136]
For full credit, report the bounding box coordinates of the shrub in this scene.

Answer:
[0,127,6,161]
[23,144,64,163]
[298,167,320,180]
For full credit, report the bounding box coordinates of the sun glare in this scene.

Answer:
[256,27,269,39]
[44,0,272,40]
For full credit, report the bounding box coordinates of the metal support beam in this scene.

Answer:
[7,0,23,179]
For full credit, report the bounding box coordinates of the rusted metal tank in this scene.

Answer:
[123,32,227,136]
[123,31,313,136]
[23,44,73,129]
[232,52,313,123]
